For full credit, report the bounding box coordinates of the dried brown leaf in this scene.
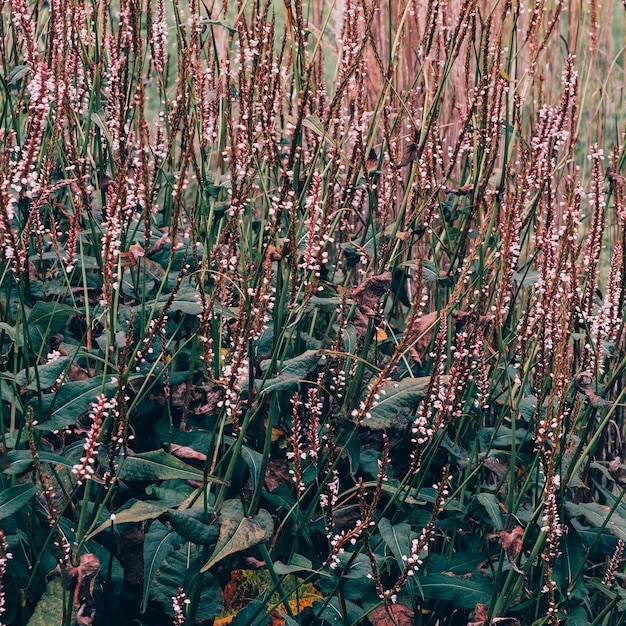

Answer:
[500,526,524,560]
[168,443,207,462]
[370,603,414,626]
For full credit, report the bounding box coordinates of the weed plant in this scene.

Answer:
[1,0,626,625]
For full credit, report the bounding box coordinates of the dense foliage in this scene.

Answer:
[1,0,626,624]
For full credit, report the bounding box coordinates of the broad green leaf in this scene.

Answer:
[26,577,65,626]
[378,518,412,568]
[0,322,19,346]
[201,500,273,572]
[566,604,589,626]
[225,437,263,488]
[273,554,314,575]
[5,450,74,475]
[15,356,71,390]
[429,551,488,575]
[364,377,434,429]
[564,502,626,541]
[150,542,223,621]
[86,500,173,539]
[0,483,36,519]
[241,446,264,488]
[166,509,219,545]
[418,572,492,608]
[117,450,209,482]
[422,259,442,281]
[479,426,530,449]
[476,492,504,530]
[141,521,182,613]
[315,597,364,624]
[332,551,374,580]
[257,350,322,394]
[27,301,76,353]
[36,376,116,431]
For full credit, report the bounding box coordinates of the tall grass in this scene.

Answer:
[1,0,626,625]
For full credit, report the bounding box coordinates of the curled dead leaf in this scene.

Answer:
[370,603,414,626]
[500,526,524,560]
[573,371,602,405]
[168,443,207,462]
[66,553,101,626]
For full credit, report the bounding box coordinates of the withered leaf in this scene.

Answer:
[500,526,524,560]
[352,271,392,305]
[168,443,207,463]
[370,604,414,626]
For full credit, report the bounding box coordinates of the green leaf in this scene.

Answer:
[87,500,175,538]
[26,577,65,626]
[166,509,219,545]
[201,500,273,572]
[141,521,182,613]
[5,450,74,475]
[476,492,504,530]
[225,437,263,488]
[273,554,314,575]
[36,376,116,431]
[15,356,71,390]
[418,572,492,608]
[27,301,76,353]
[150,542,223,621]
[422,259,442,281]
[118,450,211,482]
[364,377,434,429]
[257,350,322,394]
[0,483,36,519]
[479,426,530,449]
[332,551,374,579]
[316,597,364,624]
[565,604,589,626]
[0,322,19,346]
[378,518,412,568]
[564,502,626,541]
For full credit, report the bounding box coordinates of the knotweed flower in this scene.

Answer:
[72,395,117,485]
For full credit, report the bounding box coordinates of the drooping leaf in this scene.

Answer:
[141,521,182,613]
[5,450,74,475]
[201,500,273,572]
[257,350,322,394]
[15,356,71,390]
[86,500,174,539]
[564,502,626,541]
[378,518,412,569]
[26,577,65,626]
[363,377,434,430]
[0,483,36,519]
[479,426,531,450]
[225,437,263,488]
[117,450,214,482]
[273,554,314,575]
[36,376,116,431]
[315,597,364,624]
[417,572,492,608]
[27,301,77,353]
[166,509,219,545]
[476,493,504,530]
[150,541,223,621]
